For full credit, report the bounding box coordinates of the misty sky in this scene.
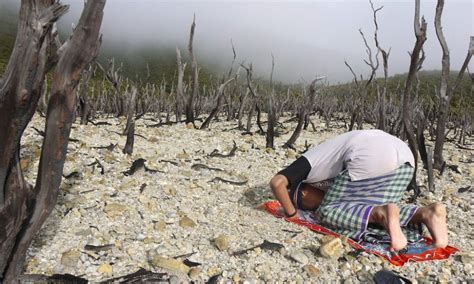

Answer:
[1,0,473,83]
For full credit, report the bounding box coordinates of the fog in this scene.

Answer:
[1,0,472,83]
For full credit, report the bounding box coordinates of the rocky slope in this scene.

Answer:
[19,114,473,283]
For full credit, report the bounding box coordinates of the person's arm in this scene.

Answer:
[270,156,311,219]
[269,174,300,219]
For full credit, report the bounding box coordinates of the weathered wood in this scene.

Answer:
[201,78,235,129]
[402,0,426,199]
[1,0,105,281]
[185,15,198,124]
[0,0,70,279]
[370,0,390,131]
[79,64,94,125]
[433,6,473,170]
[284,77,322,148]
[176,47,186,123]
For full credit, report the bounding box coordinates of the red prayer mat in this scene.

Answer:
[262,200,459,266]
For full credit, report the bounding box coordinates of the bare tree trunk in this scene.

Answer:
[201,78,234,129]
[79,64,94,125]
[266,54,276,149]
[370,0,389,131]
[246,102,255,133]
[176,47,186,123]
[284,77,322,148]
[123,87,137,137]
[237,89,249,129]
[402,0,427,199]
[123,121,135,155]
[185,16,198,124]
[266,106,276,148]
[1,1,104,282]
[0,3,68,277]
[433,1,473,170]
[242,64,265,134]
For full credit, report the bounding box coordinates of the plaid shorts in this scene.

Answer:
[316,163,422,242]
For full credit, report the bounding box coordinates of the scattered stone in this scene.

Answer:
[188,267,201,279]
[177,152,191,159]
[143,237,154,244]
[60,250,81,268]
[20,158,30,170]
[179,216,196,228]
[303,264,320,276]
[289,251,309,265]
[207,266,220,276]
[164,185,177,196]
[149,254,190,274]
[286,149,296,159]
[186,122,194,129]
[214,234,230,251]
[97,263,113,274]
[320,237,343,258]
[154,221,167,231]
[104,203,128,218]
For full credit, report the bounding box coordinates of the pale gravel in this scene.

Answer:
[18,113,473,283]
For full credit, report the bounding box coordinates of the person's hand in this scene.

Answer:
[285,211,301,221]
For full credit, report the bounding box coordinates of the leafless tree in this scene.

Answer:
[79,64,95,125]
[284,77,324,149]
[0,0,105,282]
[401,0,427,197]
[185,15,199,125]
[432,0,473,170]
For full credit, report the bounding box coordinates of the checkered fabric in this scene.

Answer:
[316,163,422,242]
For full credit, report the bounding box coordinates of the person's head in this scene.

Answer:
[290,183,325,211]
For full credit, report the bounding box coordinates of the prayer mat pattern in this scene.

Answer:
[316,163,419,242]
[262,200,459,266]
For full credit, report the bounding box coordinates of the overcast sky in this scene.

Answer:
[1,0,472,83]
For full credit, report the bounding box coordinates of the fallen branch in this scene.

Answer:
[89,120,112,126]
[123,158,163,176]
[159,159,179,166]
[91,143,117,151]
[232,240,284,256]
[87,159,105,175]
[209,177,247,185]
[84,244,114,252]
[139,183,147,193]
[191,163,224,172]
[209,141,237,158]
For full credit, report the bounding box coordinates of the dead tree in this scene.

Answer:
[97,58,124,116]
[266,54,277,149]
[185,15,198,125]
[176,47,186,123]
[370,0,390,131]
[79,64,94,125]
[344,27,379,131]
[284,77,323,149]
[432,0,473,170]
[201,41,237,129]
[123,87,137,155]
[401,0,427,198]
[0,2,69,278]
[242,64,265,134]
[0,0,105,282]
[200,78,235,129]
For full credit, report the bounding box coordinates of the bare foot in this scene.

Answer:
[422,203,448,248]
[371,203,407,250]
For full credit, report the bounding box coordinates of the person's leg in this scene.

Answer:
[409,202,448,248]
[369,203,407,250]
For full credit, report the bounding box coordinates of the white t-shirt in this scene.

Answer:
[302,130,414,185]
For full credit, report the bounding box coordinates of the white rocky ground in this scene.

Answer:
[19,113,473,283]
